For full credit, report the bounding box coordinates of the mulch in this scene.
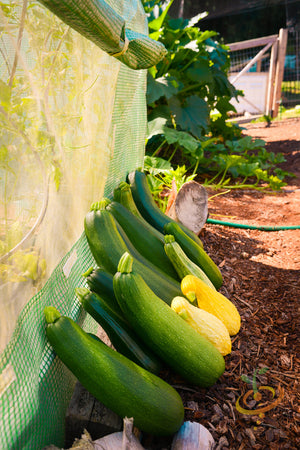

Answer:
[65,118,300,450]
[153,117,300,449]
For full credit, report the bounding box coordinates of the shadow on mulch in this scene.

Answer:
[182,226,300,449]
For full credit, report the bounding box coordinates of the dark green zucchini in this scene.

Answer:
[76,287,162,374]
[82,266,122,315]
[106,199,179,280]
[127,169,204,248]
[44,306,184,435]
[84,200,182,305]
[113,181,143,218]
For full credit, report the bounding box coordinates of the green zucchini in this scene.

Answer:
[44,306,184,435]
[164,235,216,290]
[113,181,143,218]
[76,287,162,374]
[106,199,179,280]
[164,221,223,289]
[113,252,225,388]
[127,169,204,248]
[84,200,182,305]
[83,267,122,315]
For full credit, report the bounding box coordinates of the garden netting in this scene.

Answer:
[0,1,166,448]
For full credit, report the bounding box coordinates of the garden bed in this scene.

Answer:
[63,118,299,450]
[169,116,300,449]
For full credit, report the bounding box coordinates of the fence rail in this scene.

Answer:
[228,28,300,117]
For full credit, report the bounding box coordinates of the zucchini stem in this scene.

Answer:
[117,252,133,273]
[44,306,61,324]
[75,287,90,301]
[82,266,94,278]
[177,309,189,321]
[90,198,111,211]
[164,234,176,244]
[186,292,198,305]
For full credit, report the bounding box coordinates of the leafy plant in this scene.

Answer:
[142,1,292,194]
[144,156,196,212]
[144,0,239,141]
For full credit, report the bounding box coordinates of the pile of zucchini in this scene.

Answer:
[44,169,241,437]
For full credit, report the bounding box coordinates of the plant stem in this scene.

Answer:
[179,82,203,95]
[192,158,200,175]
[252,370,258,393]
[152,139,167,157]
[180,53,200,72]
[218,164,230,186]
[168,144,178,163]
[9,0,28,88]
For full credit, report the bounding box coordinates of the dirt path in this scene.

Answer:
[158,118,300,450]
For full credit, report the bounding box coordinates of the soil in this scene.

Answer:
[151,118,300,450]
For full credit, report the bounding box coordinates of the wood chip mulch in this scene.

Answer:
[155,118,300,450]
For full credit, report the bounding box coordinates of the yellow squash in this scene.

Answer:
[181,275,241,335]
[171,296,232,356]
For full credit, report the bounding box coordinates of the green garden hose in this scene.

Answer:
[206,218,300,231]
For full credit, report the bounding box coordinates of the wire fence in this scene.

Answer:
[228,29,300,115]
[282,29,300,108]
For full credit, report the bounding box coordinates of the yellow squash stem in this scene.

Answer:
[181,275,241,336]
[171,296,232,356]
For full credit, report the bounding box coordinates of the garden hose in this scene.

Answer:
[206,218,300,231]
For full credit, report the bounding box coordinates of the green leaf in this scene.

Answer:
[148,66,158,79]
[258,367,269,375]
[168,95,209,138]
[148,0,174,31]
[201,137,221,150]
[267,175,287,190]
[146,173,164,192]
[197,30,218,43]
[163,127,199,152]
[211,67,237,98]
[144,155,172,174]
[0,80,11,108]
[186,59,213,84]
[274,168,294,180]
[168,17,189,32]
[234,162,260,178]
[241,375,252,384]
[215,97,237,115]
[149,30,162,40]
[147,74,179,104]
[147,117,168,140]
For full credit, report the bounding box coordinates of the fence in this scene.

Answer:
[228,28,300,118]
[282,28,300,108]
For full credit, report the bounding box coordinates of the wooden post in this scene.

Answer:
[272,28,288,117]
[266,39,278,116]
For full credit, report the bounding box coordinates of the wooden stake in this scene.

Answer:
[266,39,278,116]
[272,28,288,117]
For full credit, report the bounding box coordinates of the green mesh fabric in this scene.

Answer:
[0,0,153,448]
[37,0,167,69]
[0,233,97,449]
